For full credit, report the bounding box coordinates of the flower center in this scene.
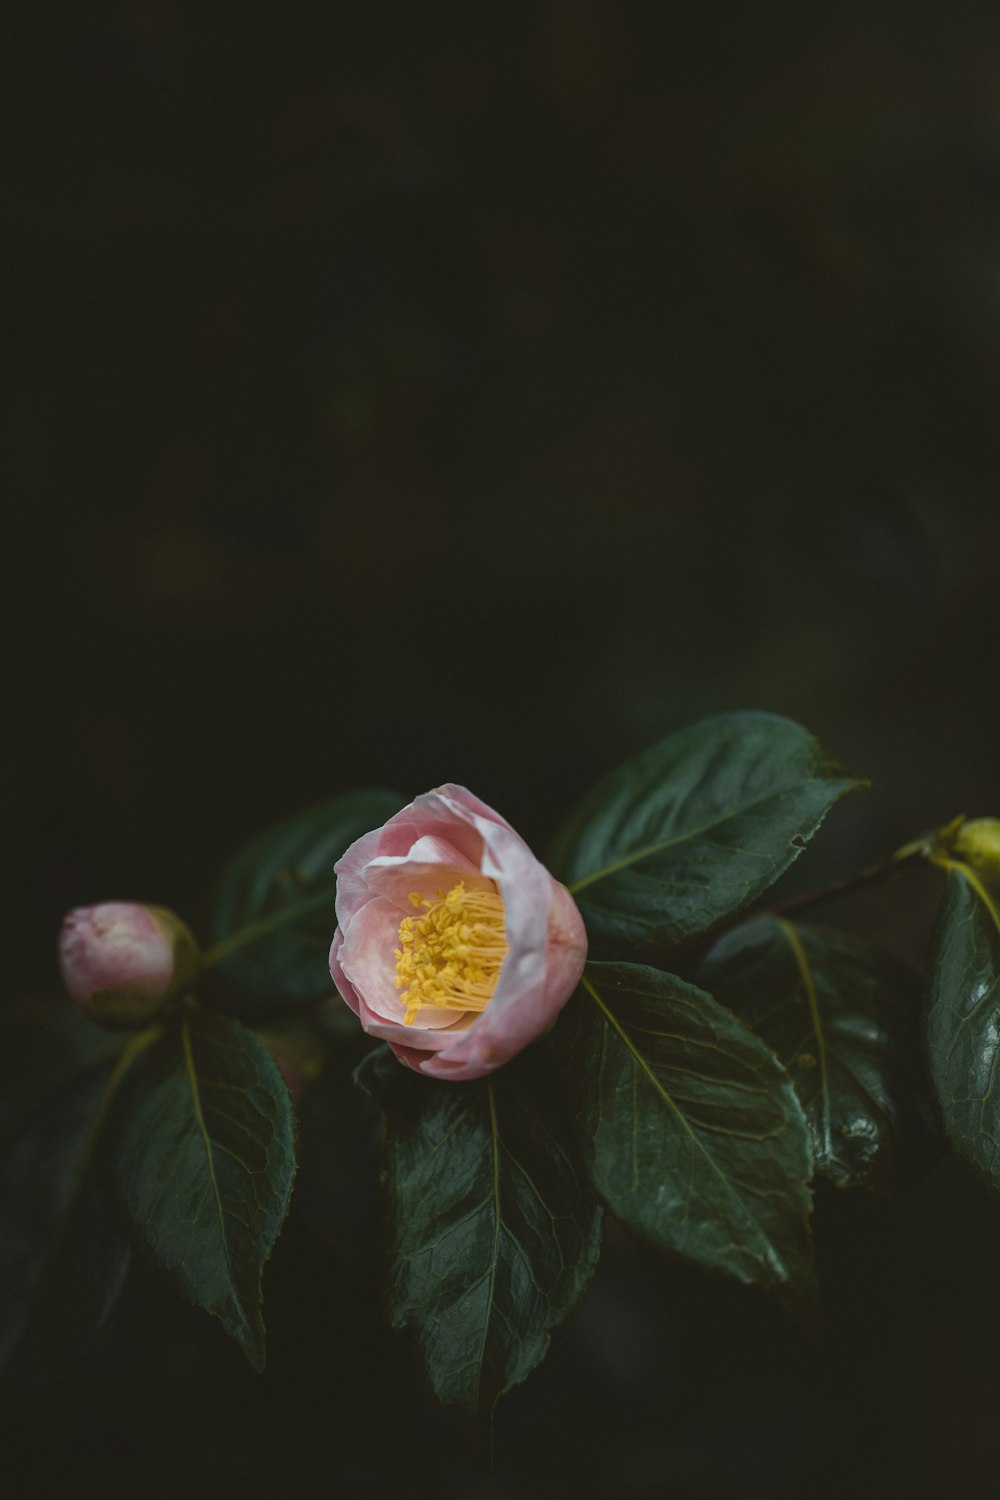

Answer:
[394,881,507,1026]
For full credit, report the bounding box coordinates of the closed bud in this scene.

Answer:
[58,902,200,1028]
[950,818,1000,879]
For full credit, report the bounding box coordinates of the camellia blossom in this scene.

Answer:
[328,785,588,1080]
[58,901,199,1027]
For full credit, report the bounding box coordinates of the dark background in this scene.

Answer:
[6,3,1000,1496]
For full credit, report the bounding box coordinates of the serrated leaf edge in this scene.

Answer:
[355,1049,603,1416]
[179,1014,261,1365]
[933,856,1000,935]
[569,772,863,896]
[580,967,814,1291]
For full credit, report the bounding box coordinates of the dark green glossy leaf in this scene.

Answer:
[207,789,405,1013]
[926,864,1000,1189]
[0,1054,132,1375]
[700,917,927,1192]
[357,1044,603,1415]
[115,1009,296,1371]
[555,962,816,1310]
[548,712,864,957]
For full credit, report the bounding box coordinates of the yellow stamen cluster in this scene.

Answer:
[394,881,507,1026]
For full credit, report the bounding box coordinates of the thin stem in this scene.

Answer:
[79,1026,161,1178]
[201,887,334,969]
[47,1026,162,1260]
[767,845,928,919]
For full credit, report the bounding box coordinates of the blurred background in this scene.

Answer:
[5,2,1000,1495]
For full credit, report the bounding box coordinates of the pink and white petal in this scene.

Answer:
[356,994,475,1052]
[363,834,490,911]
[537,879,588,1014]
[373,796,485,867]
[334,797,483,921]
[381,1038,447,1073]
[415,984,547,1079]
[371,864,495,914]
[59,903,174,1003]
[420,788,551,980]
[328,926,361,1017]
[332,826,392,923]
[433,784,519,836]
[339,897,468,1032]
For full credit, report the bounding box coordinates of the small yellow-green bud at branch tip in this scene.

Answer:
[947,818,1000,879]
[895,815,1000,886]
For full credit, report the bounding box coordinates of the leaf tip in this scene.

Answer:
[238,1322,267,1374]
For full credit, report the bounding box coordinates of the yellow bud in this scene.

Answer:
[950,818,1000,878]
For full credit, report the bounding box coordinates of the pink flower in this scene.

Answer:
[329,785,588,1081]
[58,902,199,1027]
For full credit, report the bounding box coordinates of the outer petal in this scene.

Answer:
[331,825,393,927]
[59,902,172,1003]
[355,992,475,1053]
[328,925,360,1017]
[538,881,589,1017]
[373,801,484,867]
[432,783,520,835]
[333,794,486,915]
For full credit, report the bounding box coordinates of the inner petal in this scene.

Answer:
[365,837,494,913]
[340,897,464,1031]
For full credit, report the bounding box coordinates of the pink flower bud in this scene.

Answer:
[58,902,200,1028]
[328,785,588,1081]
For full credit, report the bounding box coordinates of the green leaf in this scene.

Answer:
[555,962,816,1310]
[548,712,864,957]
[115,1009,296,1371]
[699,917,928,1192]
[357,1044,603,1416]
[926,864,1000,1190]
[0,1053,133,1375]
[207,789,405,1013]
